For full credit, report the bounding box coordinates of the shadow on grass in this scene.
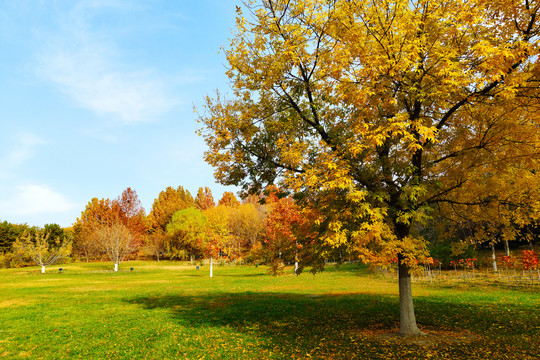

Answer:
[128,292,399,358]
[126,290,540,359]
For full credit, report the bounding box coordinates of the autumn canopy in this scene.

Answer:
[198,0,540,335]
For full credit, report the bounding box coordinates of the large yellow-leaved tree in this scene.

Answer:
[198,0,540,336]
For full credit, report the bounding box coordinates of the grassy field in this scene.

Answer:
[0,261,538,359]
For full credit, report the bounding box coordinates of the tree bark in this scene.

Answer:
[210,257,213,278]
[504,239,510,256]
[398,253,425,336]
[41,265,46,274]
[114,263,118,272]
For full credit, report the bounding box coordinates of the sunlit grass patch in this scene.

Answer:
[0,299,35,308]
[0,261,538,359]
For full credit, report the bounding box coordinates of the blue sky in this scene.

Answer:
[0,0,239,227]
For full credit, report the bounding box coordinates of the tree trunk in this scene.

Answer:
[210,257,213,278]
[114,263,118,272]
[491,244,497,272]
[294,248,299,275]
[41,265,46,274]
[504,239,510,256]
[398,254,425,336]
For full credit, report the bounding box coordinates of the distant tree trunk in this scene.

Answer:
[210,257,214,278]
[294,248,299,276]
[114,263,118,272]
[491,244,497,272]
[504,240,510,256]
[41,265,46,274]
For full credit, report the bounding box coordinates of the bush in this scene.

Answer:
[0,252,13,268]
[268,258,285,276]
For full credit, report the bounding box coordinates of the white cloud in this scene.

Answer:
[0,132,46,180]
[34,1,178,124]
[38,48,177,123]
[0,184,78,216]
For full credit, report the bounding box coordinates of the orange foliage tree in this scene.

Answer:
[264,189,301,275]
[74,188,147,260]
[218,191,240,207]
[263,188,320,275]
[73,198,118,261]
[116,187,148,248]
[195,187,215,211]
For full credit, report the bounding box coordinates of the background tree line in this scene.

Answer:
[1,184,537,273]
[0,185,341,272]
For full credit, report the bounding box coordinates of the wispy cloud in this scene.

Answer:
[8,132,47,165]
[0,184,78,216]
[34,0,179,124]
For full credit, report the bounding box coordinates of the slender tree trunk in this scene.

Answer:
[504,239,510,256]
[41,265,46,274]
[491,244,497,272]
[398,254,425,336]
[294,248,299,275]
[210,257,213,278]
[114,263,118,272]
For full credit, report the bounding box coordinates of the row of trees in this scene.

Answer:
[0,222,71,270]
[0,185,327,273]
[69,186,327,275]
[1,184,536,274]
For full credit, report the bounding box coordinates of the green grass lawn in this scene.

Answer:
[0,261,538,359]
